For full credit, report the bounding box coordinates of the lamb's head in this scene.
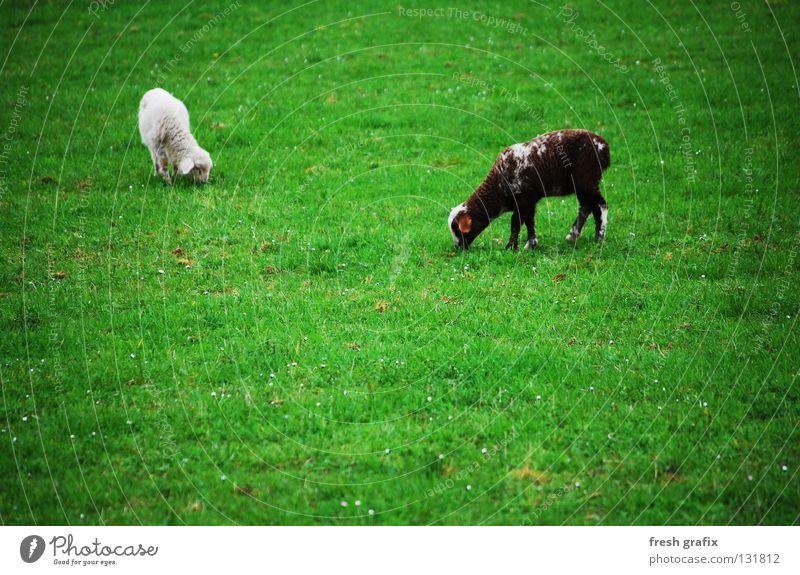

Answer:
[178,148,213,183]
[448,203,489,249]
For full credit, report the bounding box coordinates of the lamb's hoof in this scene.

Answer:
[565,233,579,243]
[524,238,538,250]
[595,235,605,244]
[505,241,519,251]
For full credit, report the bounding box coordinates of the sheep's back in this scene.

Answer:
[138,88,191,143]
[497,130,609,198]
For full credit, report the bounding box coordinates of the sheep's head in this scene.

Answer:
[178,148,213,183]
[448,204,488,249]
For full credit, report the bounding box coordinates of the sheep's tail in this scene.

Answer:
[592,134,611,171]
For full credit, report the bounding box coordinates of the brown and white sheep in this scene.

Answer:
[448,129,611,250]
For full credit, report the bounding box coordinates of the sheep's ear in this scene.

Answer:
[178,157,195,175]
[457,213,472,234]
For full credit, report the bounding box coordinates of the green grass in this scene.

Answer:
[1,0,798,525]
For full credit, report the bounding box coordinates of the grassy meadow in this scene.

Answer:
[0,0,798,525]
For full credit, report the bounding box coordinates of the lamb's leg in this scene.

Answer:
[591,197,608,243]
[523,206,538,249]
[505,211,521,251]
[149,149,159,176]
[156,148,171,184]
[566,204,591,242]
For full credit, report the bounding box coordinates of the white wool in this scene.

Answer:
[448,204,466,244]
[509,143,528,159]
[138,88,212,182]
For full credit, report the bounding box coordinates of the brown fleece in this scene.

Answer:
[451,129,611,249]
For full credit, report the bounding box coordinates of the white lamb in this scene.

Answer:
[138,88,212,183]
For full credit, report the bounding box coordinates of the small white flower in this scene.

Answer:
[354,500,361,507]
[481,447,487,454]
[340,501,348,507]
[536,395,542,401]
[221,475,227,481]
[747,474,753,481]
[466,484,472,491]
[575,481,581,488]
[22,416,28,422]
[368,509,375,516]
[385,448,391,454]
[211,391,217,397]
[427,396,432,402]
[781,465,788,472]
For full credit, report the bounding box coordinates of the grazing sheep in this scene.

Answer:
[138,88,212,184]
[448,129,610,250]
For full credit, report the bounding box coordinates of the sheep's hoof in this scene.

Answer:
[505,241,519,251]
[595,235,605,244]
[565,232,579,243]
[524,238,538,250]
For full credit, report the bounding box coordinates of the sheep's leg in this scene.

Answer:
[149,149,159,176]
[566,204,591,242]
[591,197,608,243]
[156,148,171,184]
[523,206,538,249]
[505,211,521,251]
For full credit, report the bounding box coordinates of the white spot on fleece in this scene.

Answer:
[509,143,528,160]
[448,204,466,244]
[596,142,606,151]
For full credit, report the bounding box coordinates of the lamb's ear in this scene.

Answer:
[178,157,195,175]
[457,213,472,234]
